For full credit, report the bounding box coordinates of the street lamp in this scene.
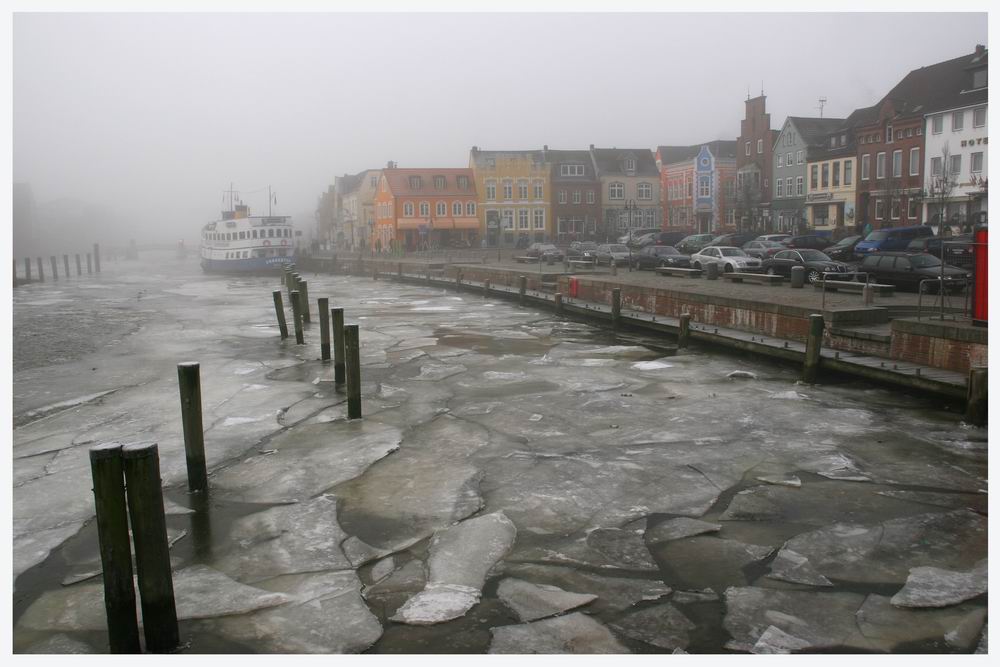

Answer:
[624,199,638,272]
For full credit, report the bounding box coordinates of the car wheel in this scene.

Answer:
[766,267,777,276]
[692,262,701,271]
[724,263,734,273]
[807,269,821,284]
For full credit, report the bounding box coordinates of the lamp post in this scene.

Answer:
[624,199,638,272]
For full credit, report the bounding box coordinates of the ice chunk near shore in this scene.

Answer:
[856,594,987,652]
[495,563,670,613]
[391,511,516,625]
[645,517,721,544]
[23,634,96,654]
[890,559,987,608]
[750,625,813,654]
[766,549,833,587]
[609,603,696,651]
[489,612,629,654]
[727,370,757,380]
[497,578,597,622]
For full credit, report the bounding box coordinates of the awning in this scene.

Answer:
[397,218,431,231]
[452,217,480,230]
[431,219,455,230]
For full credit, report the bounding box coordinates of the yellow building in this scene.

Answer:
[804,136,857,234]
[468,147,552,246]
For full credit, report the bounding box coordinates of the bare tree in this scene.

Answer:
[735,172,764,232]
[924,145,959,234]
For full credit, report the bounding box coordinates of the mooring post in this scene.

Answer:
[612,288,622,328]
[299,279,311,323]
[94,243,101,273]
[965,366,987,426]
[272,290,289,339]
[398,262,403,280]
[332,307,346,384]
[24,257,31,282]
[426,266,432,285]
[177,363,208,493]
[63,254,70,278]
[554,292,563,312]
[345,324,362,419]
[318,297,331,361]
[75,254,82,276]
[287,272,297,304]
[89,443,141,654]
[790,265,805,289]
[519,275,527,305]
[612,260,618,277]
[706,262,719,280]
[802,313,824,383]
[290,290,305,344]
[483,278,491,297]
[862,283,874,306]
[50,256,58,280]
[678,312,691,349]
[121,443,179,653]
[37,257,44,282]
[86,253,93,274]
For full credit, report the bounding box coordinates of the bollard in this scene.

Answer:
[298,279,311,324]
[50,256,58,280]
[63,254,70,278]
[612,260,618,277]
[790,265,805,289]
[86,253,93,274]
[177,363,208,493]
[121,443,179,653]
[611,288,622,328]
[332,307,346,384]
[344,324,362,419]
[965,366,987,426]
[318,297,331,361]
[483,278,491,297]
[287,272,297,304]
[706,262,719,280]
[554,292,563,312]
[290,290,305,345]
[862,284,874,306]
[270,291,288,339]
[24,257,31,282]
[802,313,824,383]
[519,275,527,305]
[678,313,691,349]
[89,444,141,653]
[75,253,82,276]
[37,257,44,282]
[456,270,462,286]
[94,243,101,273]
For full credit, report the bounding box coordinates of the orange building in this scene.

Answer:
[373,166,480,251]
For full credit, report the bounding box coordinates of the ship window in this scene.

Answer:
[278,248,288,256]
[239,232,245,240]
[268,229,274,238]
[286,229,291,237]
[252,230,258,239]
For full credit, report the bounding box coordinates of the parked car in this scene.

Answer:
[824,235,863,262]
[858,252,971,293]
[780,235,833,251]
[762,249,852,284]
[742,239,786,259]
[709,232,756,248]
[649,231,688,247]
[676,234,717,255]
[595,243,631,266]
[689,246,763,273]
[515,235,531,250]
[905,234,974,268]
[755,233,791,243]
[617,228,660,245]
[627,232,658,249]
[853,224,934,257]
[631,245,690,270]
[523,243,563,262]
[566,241,599,261]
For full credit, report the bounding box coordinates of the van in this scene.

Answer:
[854,225,934,257]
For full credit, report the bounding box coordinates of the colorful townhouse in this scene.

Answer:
[803,107,874,235]
[657,141,737,234]
[735,95,779,232]
[590,146,661,241]
[771,117,845,233]
[548,148,602,243]
[338,169,381,251]
[468,147,551,246]
[373,165,479,251]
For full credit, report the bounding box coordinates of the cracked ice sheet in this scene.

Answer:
[497,578,597,622]
[890,559,988,608]
[609,602,697,651]
[651,537,773,592]
[495,563,670,613]
[511,528,657,572]
[489,612,629,654]
[210,419,402,504]
[392,511,516,625]
[856,594,987,651]
[17,565,290,632]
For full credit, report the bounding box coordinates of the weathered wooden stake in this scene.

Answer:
[554,292,563,312]
[483,278,491,297]
[37,257,44,282]
[121,443,179,653]
[89,443,141,653]
[802,313,824,383]
[299,279,311,323]
[965,366,987,426]
[290,290,305,344]
[24,257,31,281]
[318,297,331,361]
[287,272,297,304]
[86,253,93,274]
[177,362,208,493]
[678,312,691,349]
[272,290,289,339]
[398,262,403,279]
[63,254,70,278]
[345,324,362,419]
[332,307,346,384]
[611,288,622,328]
[519,275,527,305]
[94,243,101,273]
[75,254,82,276]
[50,256,58,280]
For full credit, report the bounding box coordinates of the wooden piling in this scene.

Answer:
[177,363,208,493]
[398,262,403,279]
[121,443,179,653]
[802,313,824,383]
[86,253,93,274]
[299,279,311,323]
[272,290,289,339]
[287,272,297,304]
[678,313,691,349]
[554,292,563,312]
[63,254,70,278]
[318,297,331,361]
[37,257,44,282]
[345,324,362,419]
[483,278,491,297]
[50,256,58,280]
[93,243,101,273]
[290,290,305,344]
[519,275,527,305]
[24,257,31,282]
[89,443,141,653]
[611,288,622,328]
[75,254,82,276]
[965,366,987,426]
[332,307,346,384]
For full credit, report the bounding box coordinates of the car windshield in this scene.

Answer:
[609,245,628,252]
[833,235,861,247]
[909,254,942,268]
[866,231,890,241]
[539,245,557,251]
[799,250,830,261]
[575,242,597,250]
[720,248,746,257]
[655,246,679,255]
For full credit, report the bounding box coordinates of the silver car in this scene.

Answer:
[689,246,763,273]
[596,244,631,266]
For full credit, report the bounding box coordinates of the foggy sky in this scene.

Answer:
[13,12,987,243]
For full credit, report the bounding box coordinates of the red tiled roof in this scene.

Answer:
[383,168,478,197]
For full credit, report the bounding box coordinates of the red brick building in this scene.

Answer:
[657,141,737,234]
[735,95,779,231]
[373,167,479,251]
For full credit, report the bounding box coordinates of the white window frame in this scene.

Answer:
[971,151,984,173]
[757,139,763,154]
[586,190,595,204]
[436,201,447,216]
[518,208,529,230]
[890,198,901,220]
[885,124,893,143]
[776,178,783,198]
[486,180,496,201]
[698,177,710,198]
[892,150,902,178]
[786,177,793,197]
[950,154,962,176]
[466,201,476,216]
[797,176,804,196]
[609,182,624,200]
[777,154,783,168]
[745,141,751,156]
[875,199,885,220]
[503,180,513,200]
[533,180,544,199]
[572,190,581,204]
[931,156,942,177]
[953,111,964,131]
[533,209,545,230]
[932,115,943,134]
[786,152,792,166]
[797,150,804,164]
[876,152,886,179]
[909,148,920,176]
[452,201,462,216]
[844,160,853,186]
[558,190,567,204]
[861,154,870,181]
[624,158,636,172]
[973,107,986,128]
[637,182,652,200]
[907,198,919,220]
[419,201,429,216]
[404,202,414,217]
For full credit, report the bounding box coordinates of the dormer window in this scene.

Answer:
[409,176,422,189]
[457,175,469,189]
[486,158,496,168]
[624,158,636,172]
[434,175,446,189]
[972,68,987,89]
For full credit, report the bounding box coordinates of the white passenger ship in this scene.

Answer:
[200,199,296,273]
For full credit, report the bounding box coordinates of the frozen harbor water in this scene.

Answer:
[11,251,988,653]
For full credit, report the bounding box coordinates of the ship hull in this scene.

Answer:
[200,255,295,273]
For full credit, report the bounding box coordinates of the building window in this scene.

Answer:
[560,164,584,177]
[777,154,783,168]
[638,182,652,200]
[844,160,853,186]
[950,154,962,176]
[609,182,624,200]
[745,141,751,156]
[972,68,987,89]
[466,202,476,216]
[624,158,636,171]
[757,139,763,154]
[974,107,986,127]
[644,209,655,225]
[501,210,513,229]
[796,177,803,196]
[776,179,784,198]
[932,115,943,134]
[419,201,429,216]
[503,180,513,200]
[533,180,543,199]
[518,209,529,230]
[810,165,818,190]
[586,190,595,204]
[457,175,469,189]
[908,198,919,220]
[533,209,545,229]
[876,152,886,179]
[797,150,804,164]
[891,198,901,220]
[905,128,912,138]
[517,180,528,199]
[892,150,902,178]
[433,175,445,189]
[909,148,920,176]
[971,151,984,173]
[452,201,462,216]
[833,161,841,187]
[409,176,422,189]
[699,177,710,197]
[486,180,496,201]
[435,201,446,216]
[558,190,567,204]
[885,123,893,143]
[786,152,792,166]
[931,156,942,177]
[572,190,581,204]
[861,154,870,180]
[952,111,964,131]
[875,199,885,220]
[404,202,414,217]
[786,177,793,197]
[821,163,829,188]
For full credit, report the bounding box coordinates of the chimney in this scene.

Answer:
[975,44,985,56]
[589,144,595,150]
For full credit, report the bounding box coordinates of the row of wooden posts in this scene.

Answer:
[15,243,101,283]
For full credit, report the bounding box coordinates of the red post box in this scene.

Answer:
[972,224,987,327]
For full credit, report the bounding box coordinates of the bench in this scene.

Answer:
[814,280,895,296]
[514,256,541,264]
[720,272,783,285]
[655,266,702,278]
[567,259,597,272]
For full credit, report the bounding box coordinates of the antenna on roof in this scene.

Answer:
[760,81,764,96]
[817,97,827,118]
[747,85,750,101]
